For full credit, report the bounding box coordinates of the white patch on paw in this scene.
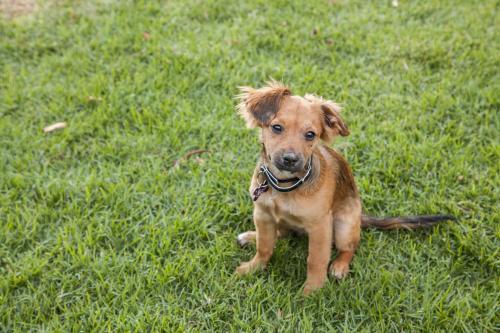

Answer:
[332,269,348,279]
[237,232,250,247]
[329,262,349,280]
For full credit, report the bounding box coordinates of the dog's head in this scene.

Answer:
[237,81,349,174]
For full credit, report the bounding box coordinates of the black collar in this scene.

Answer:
[252,158,313,201]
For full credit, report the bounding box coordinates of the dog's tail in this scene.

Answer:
[361,214,456,230]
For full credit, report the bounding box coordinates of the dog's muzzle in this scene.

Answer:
[274,152,304,172]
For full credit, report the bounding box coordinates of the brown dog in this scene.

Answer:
[235,81,454,295]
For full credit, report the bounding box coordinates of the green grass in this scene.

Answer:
[0,0,498,331]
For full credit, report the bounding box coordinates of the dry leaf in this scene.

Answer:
[87,95,102,103]
[43,122,67,133]
[326,38,334,46]
[225,39,240,46]
[143,32,150,40]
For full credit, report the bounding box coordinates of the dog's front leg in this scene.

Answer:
[303,217,333,295]
[236,208,276,275]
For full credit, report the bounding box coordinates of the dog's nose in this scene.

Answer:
[282,152,299,166]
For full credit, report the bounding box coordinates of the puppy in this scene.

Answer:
[235,81,454,295]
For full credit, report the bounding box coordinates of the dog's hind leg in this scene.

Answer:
[329,202,361,279]
[236,231,256,247]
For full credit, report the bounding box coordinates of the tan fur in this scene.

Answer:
[235,82,360,295]
[235,82,455,295]
[237,80,291,128]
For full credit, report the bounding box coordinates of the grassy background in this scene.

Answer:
[1,0,498,331]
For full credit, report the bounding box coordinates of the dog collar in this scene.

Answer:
[252,158,313,201]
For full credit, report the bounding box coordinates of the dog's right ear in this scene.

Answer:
[236,81,291,128]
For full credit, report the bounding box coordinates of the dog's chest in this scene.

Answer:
[257,191,309,229]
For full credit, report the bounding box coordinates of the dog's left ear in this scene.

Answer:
[236,81,291,128]
[305,94,349,143]
[321,100,349,141]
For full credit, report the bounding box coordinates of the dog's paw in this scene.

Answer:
[302,279,326,296]
[235,260,262,276]
[236,231,255,247]
[329,260,350,279]
[235,261,252,275]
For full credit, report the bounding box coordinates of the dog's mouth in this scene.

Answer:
[274,162,304,173]
[273,160,305,173]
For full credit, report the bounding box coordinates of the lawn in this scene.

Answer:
[0,0,498,331]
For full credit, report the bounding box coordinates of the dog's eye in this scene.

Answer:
[305,131,316,141]
[271,124,283,134]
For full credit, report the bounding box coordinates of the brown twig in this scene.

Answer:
[173,149,210,168]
